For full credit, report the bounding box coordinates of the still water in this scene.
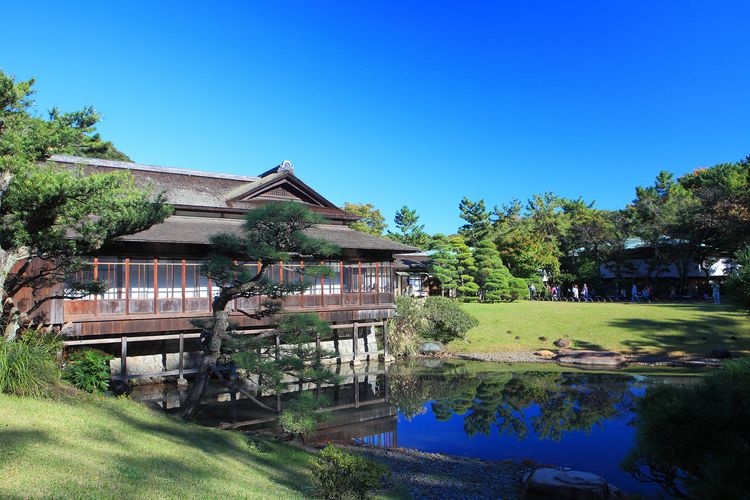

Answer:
[384,361,701,497]
[135,359,703,497]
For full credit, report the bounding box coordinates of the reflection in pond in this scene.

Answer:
[133,359,706,497]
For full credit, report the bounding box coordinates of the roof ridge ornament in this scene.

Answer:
[279,160,294,174]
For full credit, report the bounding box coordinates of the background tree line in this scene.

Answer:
[346,156,750,301]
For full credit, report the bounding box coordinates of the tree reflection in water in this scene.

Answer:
[387,361,635,442]
[623,359,750,499]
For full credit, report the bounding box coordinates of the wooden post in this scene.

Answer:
[153,257,158,314]
[93,257,98,316]
[375,262,380,305]
[181,259,187,313]
[125,257,130,315]
[339,261,344,305]
[382,321,389,360]
[357,260,362,305]
[178,332,185,380]
[120,336,127,380]
[352,323,359,363]
[320,260,325,308]
[353,374,359,408]
[275,333,281,413]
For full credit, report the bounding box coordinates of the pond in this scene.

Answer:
[383,360,704,497]
[133,359,705,497]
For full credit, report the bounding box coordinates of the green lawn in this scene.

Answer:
[0,393,314,498]
[450,301,750,357]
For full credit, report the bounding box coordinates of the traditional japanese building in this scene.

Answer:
[20,155,417,379]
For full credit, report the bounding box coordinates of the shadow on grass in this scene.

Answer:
[64,397,313,497]
[608,310,750,356]
[0,429,52,466]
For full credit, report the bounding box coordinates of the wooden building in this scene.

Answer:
[22,155,417,379]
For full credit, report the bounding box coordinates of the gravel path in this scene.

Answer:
[344,445,527,499]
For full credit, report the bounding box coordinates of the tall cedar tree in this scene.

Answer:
[0,71,170,339]
[179,202,338,420]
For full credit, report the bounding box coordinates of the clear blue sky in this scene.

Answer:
[3,1,749,234]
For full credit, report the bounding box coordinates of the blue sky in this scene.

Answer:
[3,1,749,234]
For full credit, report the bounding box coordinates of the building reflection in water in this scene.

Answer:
[130,360,398,448]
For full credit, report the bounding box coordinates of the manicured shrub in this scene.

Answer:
[63,349,113,393]
[0,330,62,398]
[387,296,425,357]
[312,445,389,499]
[422,296,479,344]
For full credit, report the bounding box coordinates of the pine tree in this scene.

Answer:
[473,239,508,302]
[428,236,458,296]
[449,235,479,302]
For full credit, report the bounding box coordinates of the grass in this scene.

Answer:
[0,392,315,498]
[449,301,750,357]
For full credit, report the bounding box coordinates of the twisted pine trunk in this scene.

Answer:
[179,309,229,420]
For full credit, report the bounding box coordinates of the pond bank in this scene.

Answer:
[343,444,527,499]
[439,350,728,368]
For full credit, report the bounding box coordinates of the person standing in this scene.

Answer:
[712,281,721,304]
[631,283,639,303]
[582,283,590,302]
[572,284,580,301]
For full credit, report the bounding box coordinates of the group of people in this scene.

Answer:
[547,283,593,302]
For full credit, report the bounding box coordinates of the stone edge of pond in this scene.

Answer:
[434,350,733,368]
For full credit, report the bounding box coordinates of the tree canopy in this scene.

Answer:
[343,201,386,236]
[0,70,170,338]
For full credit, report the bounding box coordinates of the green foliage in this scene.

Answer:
[389,296,478,351]
[726,245,750,313]
[387,205,430,248]
[63,349,113,393]
[428,238,459,294]
[458,197,492,247]
[450,236,479,301]
[277,391,329,438]
[343,202,386,236]
[387,296,425,356]
[422,296,478,343]
[0,330,61,398]
[623,358,750,498]
[312,445,389,499]
[0,70,171,322]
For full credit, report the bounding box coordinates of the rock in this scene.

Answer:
[538,336,548,341]
[708,348,731,359]
[515,336,521,340]
[554,338,572,348]
[419,341,444,354]
[556,350,627,367]
[60,322,76,336]
[522,467,624,499]
[534,350,556,359]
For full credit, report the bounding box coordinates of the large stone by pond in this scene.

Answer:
[419,341,444,354]
[522,467,624,499]
[555,349,627,367]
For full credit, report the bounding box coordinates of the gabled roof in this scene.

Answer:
[226,171,339,210]
[48,155,357,221]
